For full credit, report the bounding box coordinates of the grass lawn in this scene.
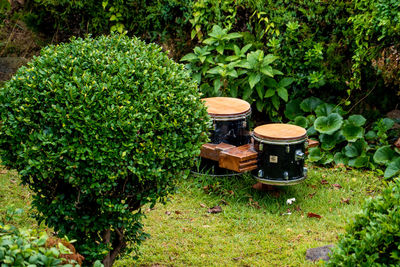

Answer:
[0,164,384,266]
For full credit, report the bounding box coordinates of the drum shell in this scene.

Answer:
[252,138,306,183]
[209,116,251,147]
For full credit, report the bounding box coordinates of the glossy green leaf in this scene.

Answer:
[278,77,294,88]
[344,139,368,158]
[365,130,377,140]
[300,97,324,113]
[348,156,369,168]
[248,73,261,89]
[308,147,323,162]
[277,87,288,102]
[307,125,317,136]
[314,113,343,134]
[384,158,400,178]
[320,153,334,164]
[293,116,308,128]
[347,114,366,127]
[342,123,364,142]
[320,131,345,151]
[334,152,349,165]
[373,146,396,165]
[284,99,303,120]
[264,88,275,98]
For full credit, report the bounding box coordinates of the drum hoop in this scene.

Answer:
[209,109,251,121]
[255,176,306,186]
[252,134,307,145]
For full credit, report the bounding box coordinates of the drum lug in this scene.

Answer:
[283,171,289,180]
[295,150,305,161]
[303,167,308,177]
[213,122,216,129]
[259,143,263,151]
[285,145,290,153]
[242,120,247,128]
[258,169,264,178]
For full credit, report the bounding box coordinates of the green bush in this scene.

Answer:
[0,34,209,265]
[328,178,400,265]
[0,225,77,266]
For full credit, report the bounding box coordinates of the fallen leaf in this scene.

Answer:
[203,225,211,228]
[165,211,171,215]
[307,212,322,219]
[295,205,302,212]
[203,185,209,193]
[228,190,234,195]
[175,211,182,215]
[309,185,317,189]
[232,257,243,261]
[0,170,7,174]
[321,179,329,185]
[329,207,332,212]
[308,192,316,198]
[332,183,342,189]
[200,203,206,208]
[341,198,350,204]
[207,206,222,214]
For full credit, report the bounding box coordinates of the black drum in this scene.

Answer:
[194,97,251,175]
[202,97,251,146]
[252,123,308,185]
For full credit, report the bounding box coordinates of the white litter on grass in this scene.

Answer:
[286,198,296,205]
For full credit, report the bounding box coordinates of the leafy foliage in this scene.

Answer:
[289,97,400,178]
[26,0,193,43]
[328,178,400,265]
[182,25,289,119]
[0,35,209,264]
[0,225,79,266]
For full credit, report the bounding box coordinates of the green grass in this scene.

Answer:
[116,166,383,266]
[0,165,384,266]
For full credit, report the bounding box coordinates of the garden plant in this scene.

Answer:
[0,34,209,266]
[0,0,400,266]
[328,178,400,265]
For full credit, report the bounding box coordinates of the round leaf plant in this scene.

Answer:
[0,35,209,266]
[314,113,343,135]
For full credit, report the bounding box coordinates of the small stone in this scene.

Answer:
[306,245,334,262]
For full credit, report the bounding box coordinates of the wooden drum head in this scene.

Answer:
[202,97,251,118]
[253,123,307,141]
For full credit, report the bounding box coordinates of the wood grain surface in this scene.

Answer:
[202,97,250,116]
[253,123,307,140]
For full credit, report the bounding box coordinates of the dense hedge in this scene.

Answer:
[0,34,209,265]
[328,178,400,265]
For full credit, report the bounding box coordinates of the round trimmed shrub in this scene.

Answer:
[327,178,400,265]
[0,35,209,265]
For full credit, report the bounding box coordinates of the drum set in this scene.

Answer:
[199,97,314,186]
